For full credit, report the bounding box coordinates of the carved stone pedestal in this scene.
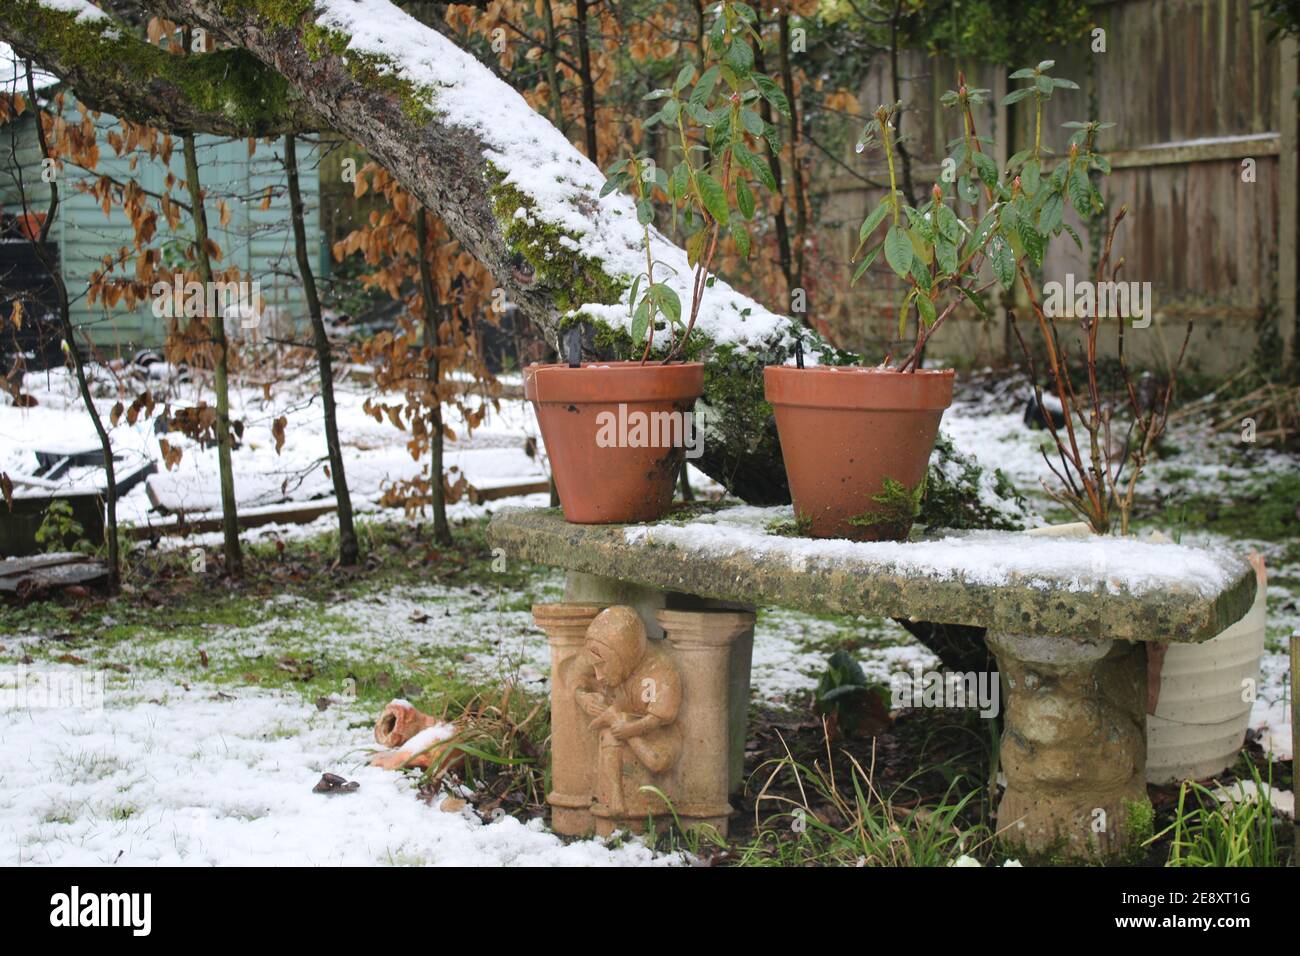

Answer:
[987,631,1148,860]
[532,602,755,840]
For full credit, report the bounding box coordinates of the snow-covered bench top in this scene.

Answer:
[487,505,1257,643]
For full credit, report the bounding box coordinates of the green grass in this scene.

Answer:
[1147,761,1291,867]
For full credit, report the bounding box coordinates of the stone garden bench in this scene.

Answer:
[487,504,1257,859]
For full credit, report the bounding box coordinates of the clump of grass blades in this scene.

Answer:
[415,680,550,817]
[1147,761,1288,867]
[735,727,992,866]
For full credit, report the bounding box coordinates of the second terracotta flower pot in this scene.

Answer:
[764,365,955,541]
[525,361,704,524]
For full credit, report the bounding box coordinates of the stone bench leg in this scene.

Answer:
[987,631,1148,860]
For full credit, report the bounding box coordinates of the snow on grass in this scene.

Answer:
[0,663,682,866]
[313,0,793,354]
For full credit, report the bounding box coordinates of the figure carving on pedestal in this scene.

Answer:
[575,606,683,818]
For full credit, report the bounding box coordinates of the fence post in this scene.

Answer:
[1279,37,1297,370]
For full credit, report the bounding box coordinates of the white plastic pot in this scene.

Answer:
[1146,553,1267,784]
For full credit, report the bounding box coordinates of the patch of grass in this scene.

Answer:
[1140,470,1300,549]
[1147,760,1290,867]
[733,743,992,866]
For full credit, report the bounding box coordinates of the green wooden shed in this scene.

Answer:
[1,83,321,351]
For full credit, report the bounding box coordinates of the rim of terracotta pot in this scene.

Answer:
[524,361,704,403]
[764,364,955,411]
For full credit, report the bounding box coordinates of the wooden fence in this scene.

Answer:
[809,0,1297,377]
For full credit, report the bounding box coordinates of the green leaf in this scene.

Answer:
[733,222,751,257]
[673,63,695,93]
[954,283,990,317]
[972,151,998,188]
[1008,147,1034,168]
[1020,159,1041,196]
[650,283,681,325]
[1052,77,1080,90]
[990,236,1015,289]
[884,224,913,279]
[907,226,932,263]
[851,242,881,286]
[741,108,765,136]
[669,161,690,201]
[1009,67,1037,80]
[686,229,707,268]
[936,203,960,243]
[898,289,916,338]
[935,237,958,276]
[696,170,729,224]
[763,122,782,155]
[1068,170,1093,217]
[631,298,650,344]
[957,174,979,204]
[736,178,756,219]
[1018,220,1045,267]
[753,73,791,119]
[858,200,890,244]
[690,66,720,107]
[917,292,937,327]
[636,198,654,225]
[1039,192,1064,234]
[725,39,754,75]
[909,253,932,292]
[1001,87,1034,106]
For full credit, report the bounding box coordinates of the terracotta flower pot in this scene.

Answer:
[764,365,955,541]
[524,361,704,524]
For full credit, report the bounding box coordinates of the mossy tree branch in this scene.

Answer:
[0,0,321,135]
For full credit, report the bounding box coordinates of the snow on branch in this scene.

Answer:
[311,0,797,354]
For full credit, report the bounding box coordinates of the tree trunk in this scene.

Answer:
[415,210,452,546]
[751,17,793,300]
[22,64,120,587]
[777,12,808,295]
[574,0,599,165]
[180,51,242,576]
[285,132,359,565]
[540,0,565,132]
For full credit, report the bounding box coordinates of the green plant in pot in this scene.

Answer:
[766,64,1107,541]
[525,1,787,524]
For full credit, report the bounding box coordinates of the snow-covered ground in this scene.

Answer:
[1,366,1294,865]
